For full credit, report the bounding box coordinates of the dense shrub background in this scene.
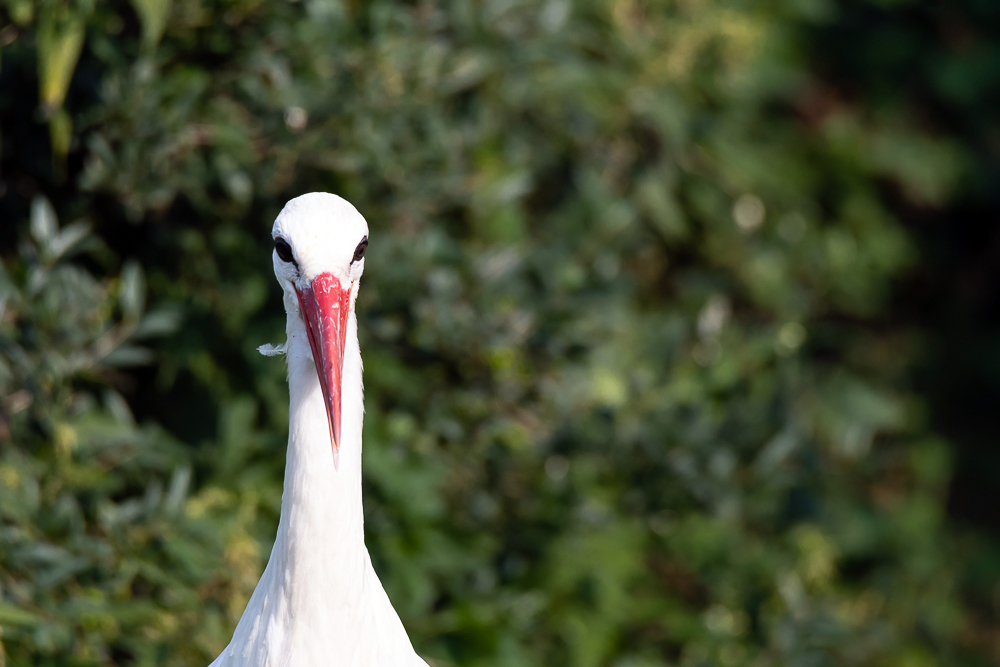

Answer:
[1,0,999,665]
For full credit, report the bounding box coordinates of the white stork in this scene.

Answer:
[210,193,427,667]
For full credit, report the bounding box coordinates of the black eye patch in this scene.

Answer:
[353,236,368,263]
[274,237,296,265]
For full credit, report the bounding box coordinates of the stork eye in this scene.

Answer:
[353,237,368,263]
[274,237,295,264]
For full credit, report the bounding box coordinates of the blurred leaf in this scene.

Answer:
[30,196,57,246]
[130,0,172,50]
[0,602,42,626]
[119,260,145,321]
[36,6,85,112]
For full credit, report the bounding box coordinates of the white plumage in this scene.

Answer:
[210,193,427,667]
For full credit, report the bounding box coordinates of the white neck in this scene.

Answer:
[212,293,423,667]
[275,294,368,608]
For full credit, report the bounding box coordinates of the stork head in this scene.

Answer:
[271,193,369,467]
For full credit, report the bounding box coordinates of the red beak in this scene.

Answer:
[296,273,352,469]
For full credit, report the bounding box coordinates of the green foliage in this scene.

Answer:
[0,199,259,665]
[0,0,997,666]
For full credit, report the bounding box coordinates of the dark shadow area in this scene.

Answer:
[806,0,1000,535]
